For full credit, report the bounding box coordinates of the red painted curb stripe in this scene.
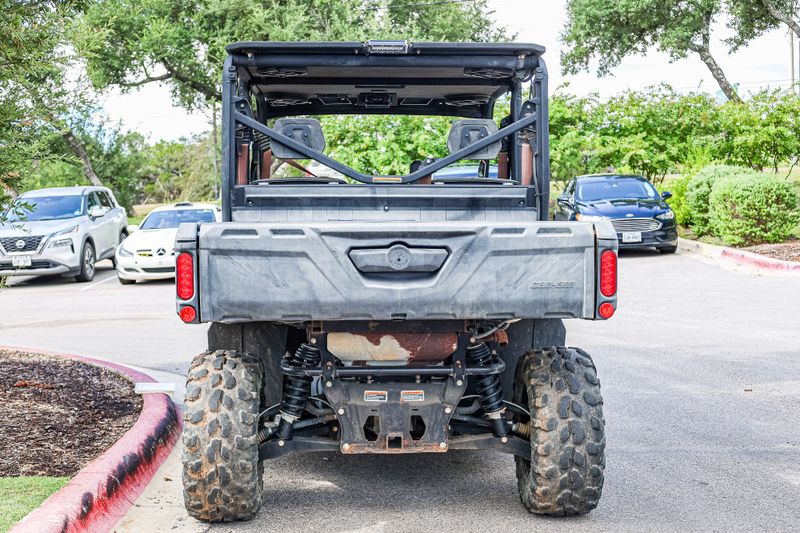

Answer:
[4,346,182,533]
[720,248,800,272]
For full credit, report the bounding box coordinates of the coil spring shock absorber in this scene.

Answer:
[466,342,507,437]
[276,343,321,440]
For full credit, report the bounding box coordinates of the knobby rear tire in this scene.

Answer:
[182,350,264,522]
[514,346,606,516]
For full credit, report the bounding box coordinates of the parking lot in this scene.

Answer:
[2,250,799,532]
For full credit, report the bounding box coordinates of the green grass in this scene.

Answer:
[0,477,69,532]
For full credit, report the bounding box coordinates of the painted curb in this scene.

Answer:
[677,237,800,273]
[719,247,800,272]
[4,346,182,533]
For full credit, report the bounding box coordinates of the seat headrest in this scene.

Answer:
[271,118,326,159]
[447,119,501,160]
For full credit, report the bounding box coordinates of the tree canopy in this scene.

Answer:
[76,0,507,111]
[726,0,800,49]
[0,0,76,204]
[561,0,741,102]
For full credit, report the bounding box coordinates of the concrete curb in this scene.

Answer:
[719,247,800,272]
[5,346,182,533]
[677,237,800,273]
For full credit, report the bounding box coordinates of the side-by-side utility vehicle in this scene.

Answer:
[175,40,617,521]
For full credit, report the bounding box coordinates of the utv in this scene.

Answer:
[176,40,617,521]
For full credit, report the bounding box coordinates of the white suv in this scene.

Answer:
[0,186,129,282]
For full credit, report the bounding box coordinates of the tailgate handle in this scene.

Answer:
[349,245,448,273]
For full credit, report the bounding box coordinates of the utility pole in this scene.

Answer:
[791,28,797,94]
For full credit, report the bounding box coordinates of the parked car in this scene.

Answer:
[115,202,220,284]
[0,186,128,282]
[554,174,678,253]
[432,163,498,180]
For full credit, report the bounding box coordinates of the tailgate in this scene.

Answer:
[177,221,615,322]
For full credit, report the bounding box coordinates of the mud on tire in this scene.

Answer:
[182,350,264,521]
[513,347,606,515]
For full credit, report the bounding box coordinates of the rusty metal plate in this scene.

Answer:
[327,332,458,363]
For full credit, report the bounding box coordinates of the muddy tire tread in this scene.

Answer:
[514,346,606,516]
[182,350,263,521]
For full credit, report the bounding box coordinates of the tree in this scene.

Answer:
[0,0,69,210]
[726,0,800,50]
[76,0,506,111]
[324,115,452,176]
[138,135,217,203]
[1,0,108,213]
[20,119,150,212]
[713,89,800,172]
[561,0,742,102]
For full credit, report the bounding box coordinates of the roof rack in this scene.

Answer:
[174,202,194,207]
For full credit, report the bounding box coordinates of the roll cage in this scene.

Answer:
[220,40,550,220]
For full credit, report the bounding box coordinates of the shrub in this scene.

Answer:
[659,175,691,226]
[686,165,752,235]
[708,174,800,246]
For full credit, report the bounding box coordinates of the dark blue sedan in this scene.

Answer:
[554,174,678,253]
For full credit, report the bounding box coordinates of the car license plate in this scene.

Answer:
[621,232,642,243]
[11,255,32,268]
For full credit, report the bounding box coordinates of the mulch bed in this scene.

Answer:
[0,349,142,477]
[744,240,800,262]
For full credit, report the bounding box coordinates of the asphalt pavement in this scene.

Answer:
[1,251,799,532]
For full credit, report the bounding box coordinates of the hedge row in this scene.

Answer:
[678,165,800,246]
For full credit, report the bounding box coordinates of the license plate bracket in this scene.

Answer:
[621,231,642,243]
[11,256,32,268]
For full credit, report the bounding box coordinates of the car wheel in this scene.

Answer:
[117,274,135,285]
[75,241,96,283]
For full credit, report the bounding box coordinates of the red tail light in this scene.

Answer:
[176,252,194,300]
[179,306,197,323]
[599,250,617,297]
[598,302,615,319]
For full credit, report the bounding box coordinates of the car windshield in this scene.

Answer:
[140,209,216,230]
[4,195,84,222]
[577,177,659,202]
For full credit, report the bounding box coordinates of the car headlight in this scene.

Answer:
[576,214,610,222]
[51,225,79,237]
[49,238,73,248]
[48,226,79,248]
[656,211,675,220]
[117,244,134,258]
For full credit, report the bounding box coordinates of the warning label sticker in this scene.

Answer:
[364,390,388,402]
[400,390,425,402]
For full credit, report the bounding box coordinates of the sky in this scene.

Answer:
[100,0,797,143]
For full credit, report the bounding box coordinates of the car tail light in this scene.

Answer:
[598,302,615,319]
[599,249,617,297]
[176,252,194,300]
[179,306,197,323]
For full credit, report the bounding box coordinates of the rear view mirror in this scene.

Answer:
[447,119,501,160]
[557,196,571,207]
[271,118,326,159]
[661,191,672,200]
[127,224,139,233]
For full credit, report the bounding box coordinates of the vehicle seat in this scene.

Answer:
[271,118,326,159]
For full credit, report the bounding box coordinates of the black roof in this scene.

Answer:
[226,41,545,57]
[226,41,547,119]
